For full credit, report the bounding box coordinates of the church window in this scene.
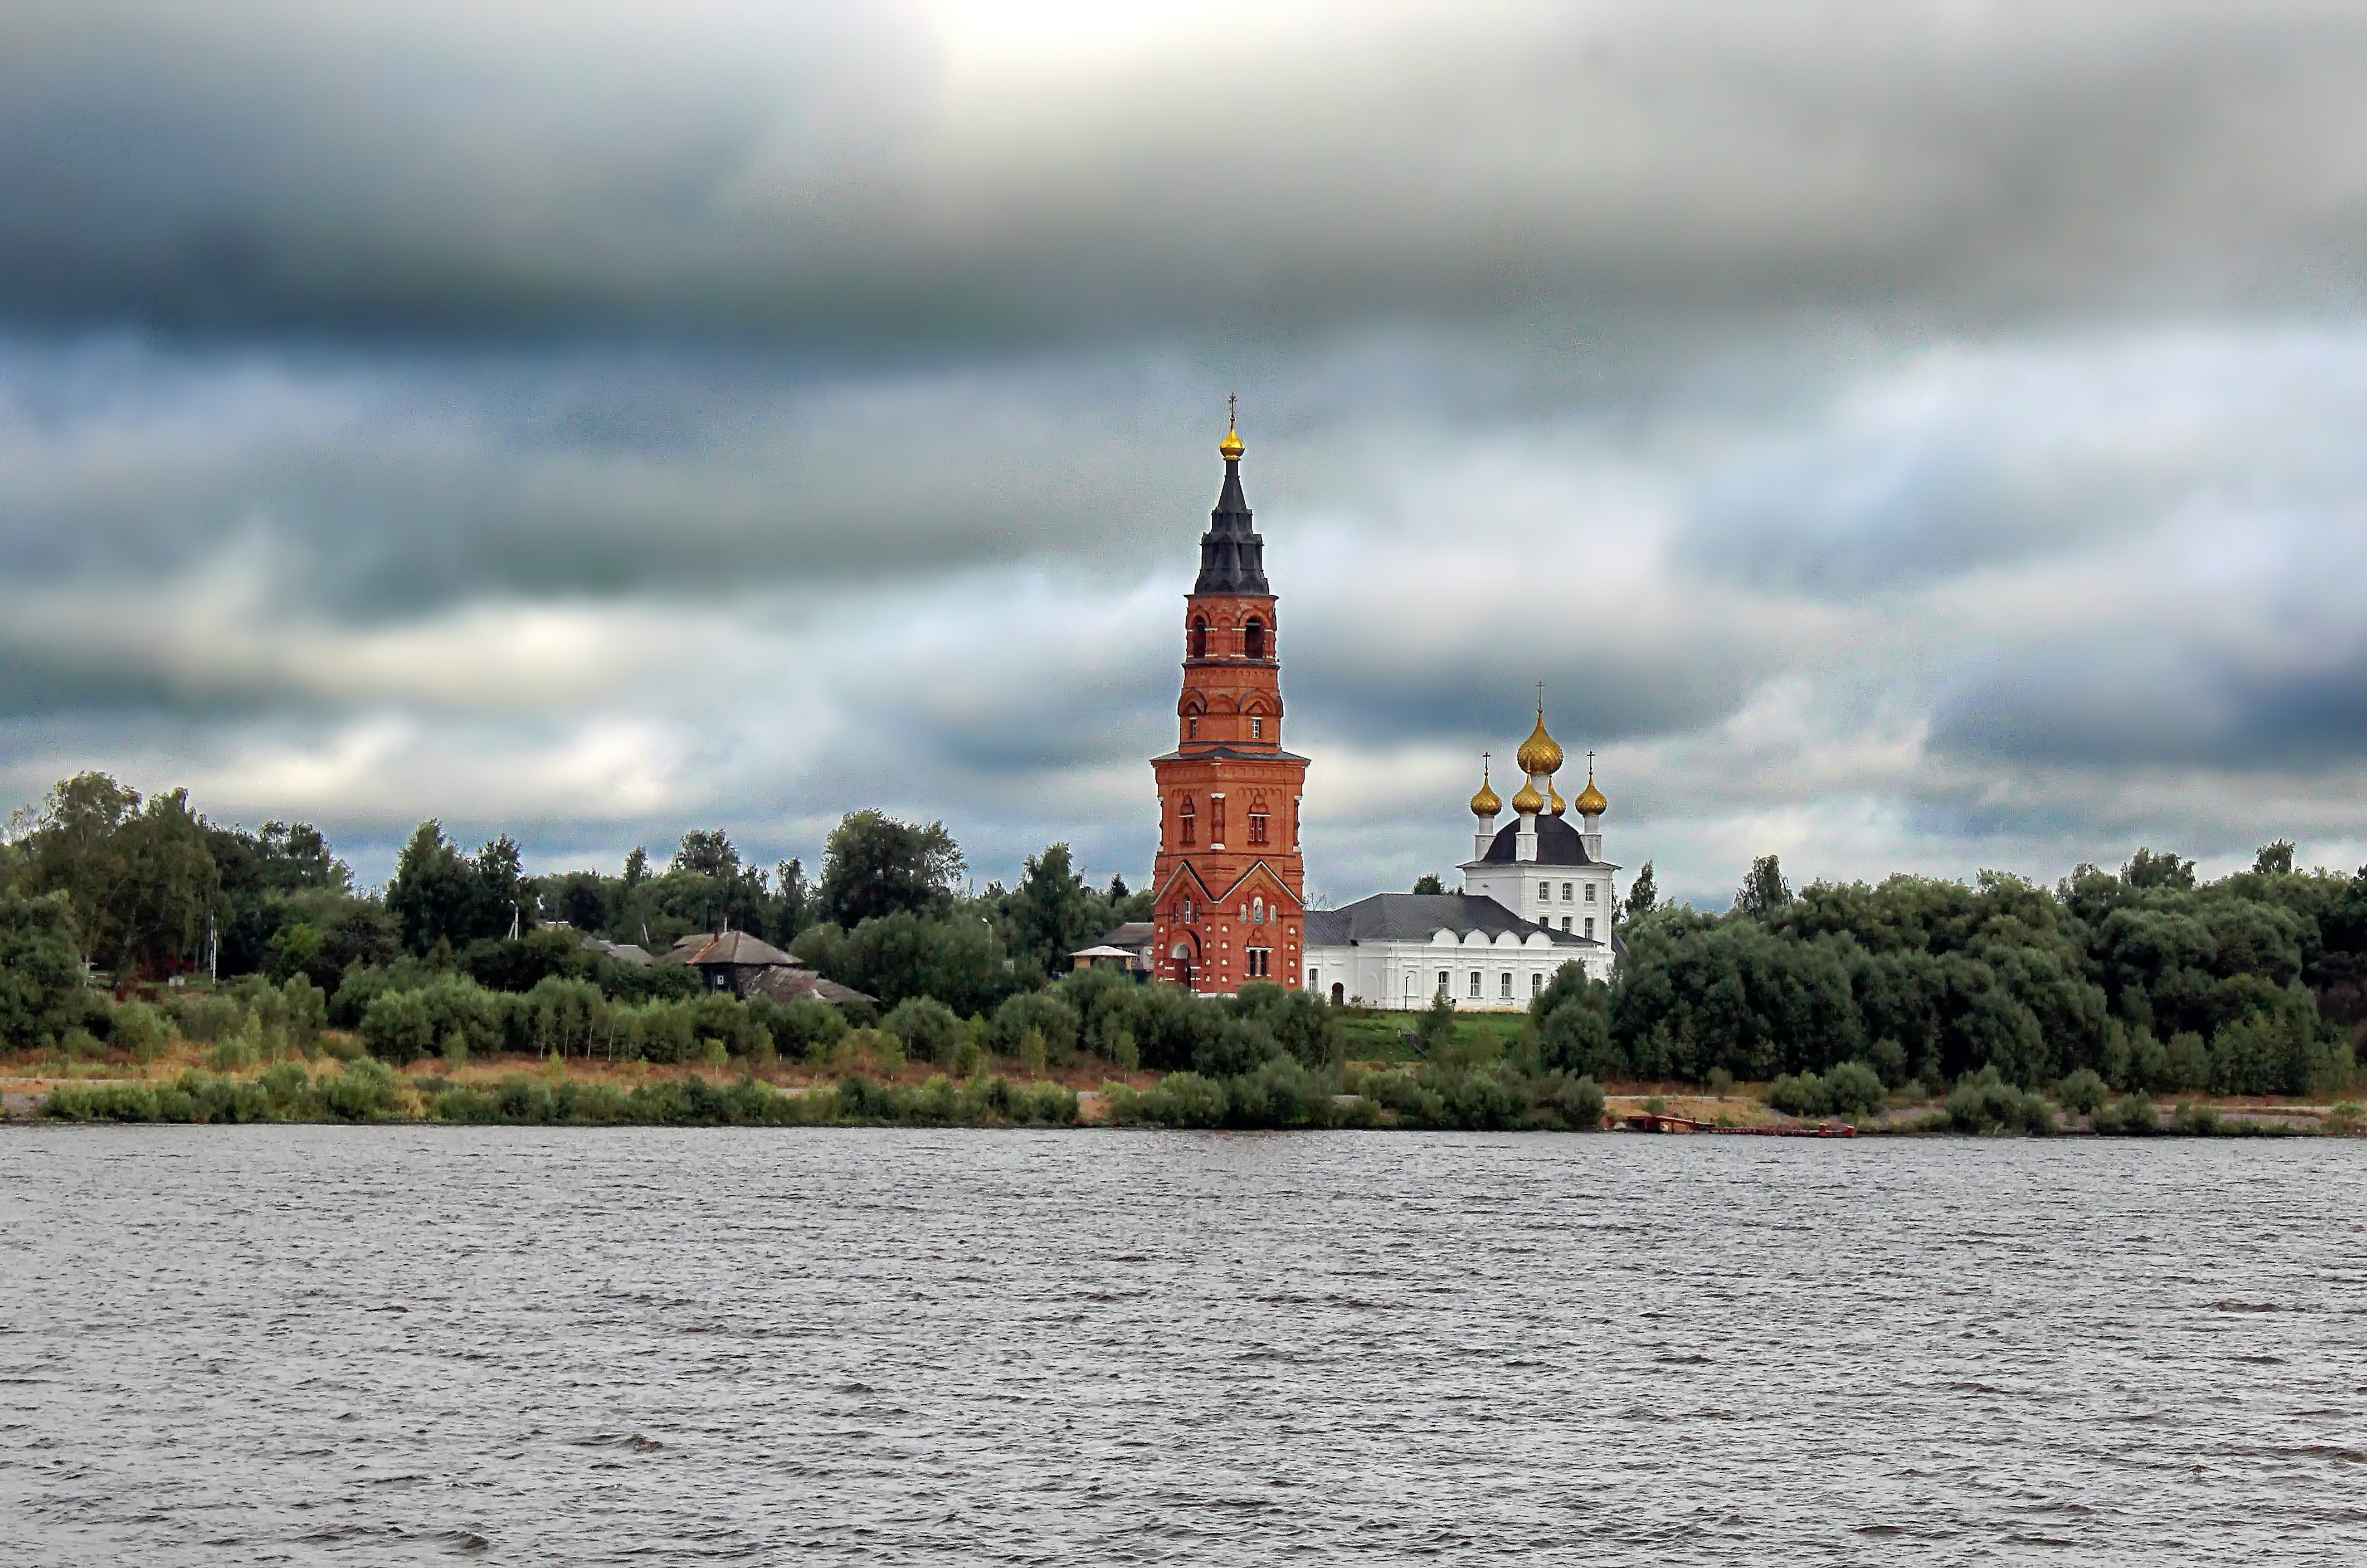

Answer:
[1247,947,1271,977]
[1468,971,1481,999]
[1562,882,1574,901]
[1178,795,1196,845]
[1188,717,1199,741]
[1211,796,1226,844]
[1244,619,1267,660]
[1436,970,1450,997]
[1561,916,1572,933]
[1539,882,1551,901]
[1251,897,1265,925]
[1191,618,1209,658]
[1531,973,1543,996]
[1584,884,1596,903]
[1251,717,1263,741]
[1249,798,1270,845]
[1585,918,1595,938]
[1499,972,1513,999]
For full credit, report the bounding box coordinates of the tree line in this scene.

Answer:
[1523,844,2363,1099]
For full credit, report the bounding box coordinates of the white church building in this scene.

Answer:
[1301,705,1623,1012]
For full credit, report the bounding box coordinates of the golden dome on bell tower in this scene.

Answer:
[1219,395,1245,460]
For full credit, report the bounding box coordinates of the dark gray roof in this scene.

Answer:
[1303,893,1595,947]
[578,935,654,968]
[1192,454,1269,595]
[1098,921,1155,950]
[1479,814,1600,866]
[679,931,797,968]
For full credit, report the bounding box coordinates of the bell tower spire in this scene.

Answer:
[1150,406,1309,994]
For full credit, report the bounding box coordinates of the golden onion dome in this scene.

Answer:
[1548,780,1567,816]
[1516,707,1564,776]
[1511,778,1544,815]
[1469,761,1502,818]
[1574,761,1608,818]
[1219,407,1245,461]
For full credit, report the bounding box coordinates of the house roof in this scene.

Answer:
[676,931,797,968]
[751,967,876,1007]
[1303,893,1596,948]
[1098,922,1155,949]
[577,936,654,968]
[1069,944,1138,960]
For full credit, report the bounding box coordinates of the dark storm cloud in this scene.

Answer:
[1933,639,2367,769]
[5,3,2367,343]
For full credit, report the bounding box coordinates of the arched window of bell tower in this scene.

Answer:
[1244,619,1266,660]
[1190,618,1209,659]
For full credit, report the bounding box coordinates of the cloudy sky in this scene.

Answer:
[7,0,2367,907]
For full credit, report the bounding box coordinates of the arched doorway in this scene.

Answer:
[1170,941,1195,990]
[1329,982,1344,1005]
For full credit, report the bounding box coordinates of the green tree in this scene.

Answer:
[20,774,219,975]
[773,858,813,946]
[387,822,476,953]
[1410,873,1446,895]
[2123,847,2196,891]
[2254,840,2296,876]
[1008,843,1094,973]
[0,890,90,1050]
[672,830,739,878]
[1619,861,1661,924]
[22,772,140,965]
[819,811,965,927]
[1734,855,1793,921]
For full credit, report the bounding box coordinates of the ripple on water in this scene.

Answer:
[1,1128,2364,1565]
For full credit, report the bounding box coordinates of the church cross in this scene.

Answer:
[1228,392,1237,432]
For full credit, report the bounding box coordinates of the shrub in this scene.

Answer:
[1106,1071,1231,1128]
[110,999,176,1065]
[990,991,1081,1066]
[1225,1056,1334,1128]
[1706,1067,1734,1098]
[2056,1068,2110,1117]
[1767,1072,1823,1117]
[759,997,848,1061]
[207,1032,260,1072]
[2093,1092,2159,1135]
[2174,1102,2221,1136]
[319,1058,406,1121]
[636,1000,697,1064]
[1945,1068,2058,1135]
[1191,1016,1282,1079]
[173,991,246,1045]
[1823,1060,1887,1117]
[1552,1074,1607,1129]
[1231,983,1342,1069]
[883,996,965,1065]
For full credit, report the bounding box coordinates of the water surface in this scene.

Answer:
[3,1128,2364,1564]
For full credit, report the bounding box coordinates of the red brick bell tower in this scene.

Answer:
[1149,406,1309,994]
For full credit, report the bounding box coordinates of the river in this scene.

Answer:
[3,1127,2363,1564]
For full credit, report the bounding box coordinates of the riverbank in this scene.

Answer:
[8,1044,2361,1134]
